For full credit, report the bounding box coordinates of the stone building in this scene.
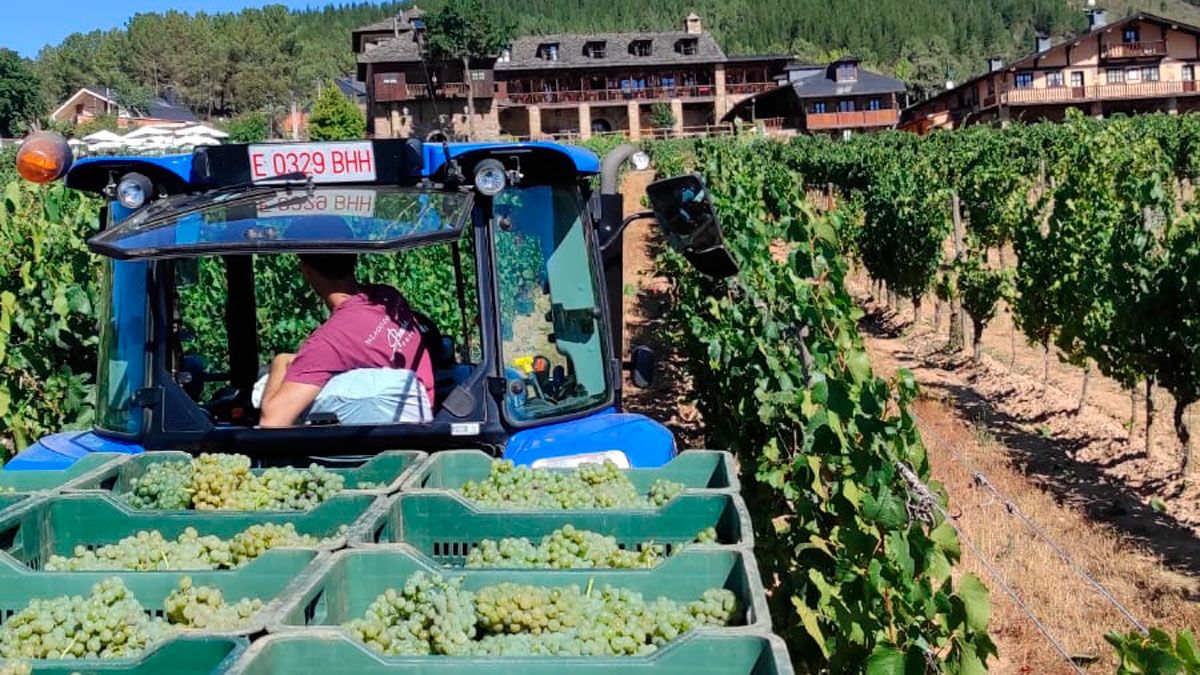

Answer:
[353,9,790,139]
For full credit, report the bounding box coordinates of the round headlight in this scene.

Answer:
[474,159,507,196]
[630,151,651,171]
[15,131,73,184]
[116,173,153,209]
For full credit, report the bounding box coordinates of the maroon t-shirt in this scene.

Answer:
[284,284,435,406]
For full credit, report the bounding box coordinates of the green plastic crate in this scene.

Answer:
[0,549,322,638]
[2,635,247,674]
[403,450,739,498]
[271,545,770,633]
[0,453,130,493]
[0,492,379,572]
[225,630,794,675]
[349,491,755,563]
[67,450,427,504]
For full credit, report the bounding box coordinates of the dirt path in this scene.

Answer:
[858,292,1200,673]
[619,170,704,448]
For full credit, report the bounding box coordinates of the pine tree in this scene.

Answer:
[307,81,365,141]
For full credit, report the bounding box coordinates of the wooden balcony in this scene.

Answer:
[502,85,717,106]
[726,82,778,95]
[1101,40,1167,60]
[805,108,899,130]
[1002,80,1198,105]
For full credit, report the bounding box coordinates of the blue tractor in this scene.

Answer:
[7,134,736,471]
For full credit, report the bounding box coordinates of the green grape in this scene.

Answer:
[123,461,192,509]
[164,577,263,630]
[465,525,664,569]
[459,460,681,510]
[694,526,718,544]
[344,572,739,657]
[0,660,31,675]
[44,523,326,571]
[117,454,345,511]
[0,578,174,660]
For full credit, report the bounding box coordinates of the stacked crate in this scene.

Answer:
[0,450,793,674]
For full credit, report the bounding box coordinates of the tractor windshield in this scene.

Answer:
[88,186,473,259]
[493,184,610,422]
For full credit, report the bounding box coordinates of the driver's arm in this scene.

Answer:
[260,353,321,427]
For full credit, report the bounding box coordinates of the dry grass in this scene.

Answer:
[914,397,1200,674]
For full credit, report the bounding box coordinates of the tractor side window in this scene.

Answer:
[97,260,150,435]
[494,184,610,422]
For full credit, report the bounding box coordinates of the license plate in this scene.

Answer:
[257,189,377,217]
[248,142,376,184]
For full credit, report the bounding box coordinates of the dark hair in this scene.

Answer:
[299,254,358,280]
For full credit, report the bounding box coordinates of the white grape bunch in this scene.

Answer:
[119,454,345,511]
[465,525,664,569]
[459,460,686,510]
[45,523,323,571]
[344,572,739,657]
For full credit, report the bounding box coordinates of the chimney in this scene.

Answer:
[684,12,702,35]
[987,57,1005,72]
[1086,9,1108,30]
[1035,33,1052,53]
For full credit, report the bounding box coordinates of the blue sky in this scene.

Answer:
[3,0,320,58]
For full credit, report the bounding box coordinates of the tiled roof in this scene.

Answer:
[356,34,424,64]
[790,66,906,97]
[497,31,725,71]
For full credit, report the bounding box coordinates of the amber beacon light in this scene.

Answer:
[16,131,73,184]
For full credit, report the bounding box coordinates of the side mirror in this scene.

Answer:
[625,345,656,389]
[645,174,738,278]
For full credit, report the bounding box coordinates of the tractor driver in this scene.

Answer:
[258,253,436,427]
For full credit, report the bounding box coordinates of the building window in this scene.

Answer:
[1015,71,1034,88]
[1123,27,1140,43]
[812,102,827,114]
[838,99,855,112]
[583,41,607,58]
[1141,66,1160,81]
[1127,67,1141,82]
[1185,65,1196,81]
[1046,70,1064,87]
[1071,71,1085,87]
[867,98,881,111]
[675,38,698,56]
[470,71,486,81]
[382,74,399,84]
[836,62,858,82]
[629,40,653,57]
[1107,68,1125,84]
[536,43,559,61]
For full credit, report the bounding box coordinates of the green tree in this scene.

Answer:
[426,0,514,140]
[649,102,675,130]
[224,111,269,143]
[0,50,45,138]
[73,115,120,138]
[308,81,365,141]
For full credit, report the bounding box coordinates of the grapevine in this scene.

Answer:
[121,453,344,511]
[459,460,684,509]
[344,571,738,657]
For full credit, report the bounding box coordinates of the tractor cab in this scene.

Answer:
[9,134,736,470]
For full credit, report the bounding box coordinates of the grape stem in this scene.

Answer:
[58,634,78,659]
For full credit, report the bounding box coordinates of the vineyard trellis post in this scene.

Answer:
[948,191,966,351]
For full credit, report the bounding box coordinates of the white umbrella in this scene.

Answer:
[66,139,84,146]
[173,124,229,139]
[81,129,123,143]
[88,140,127,152]
[176,134,221,147]
[123,125,176,139]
